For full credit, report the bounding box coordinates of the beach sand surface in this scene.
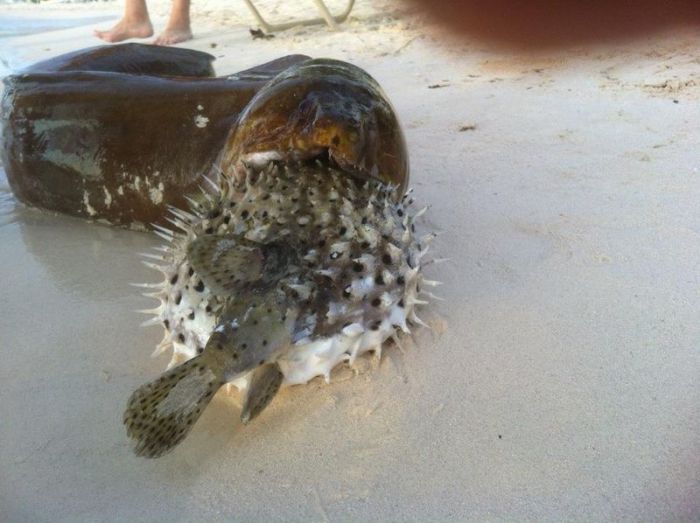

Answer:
[1,1,699,521]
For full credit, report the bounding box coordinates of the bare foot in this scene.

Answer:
[153,27,193,46]
[94,18,153,43]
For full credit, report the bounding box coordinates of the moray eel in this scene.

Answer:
[1,44,309,228]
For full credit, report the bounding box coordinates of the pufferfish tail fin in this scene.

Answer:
[187,235,296,295]
[123,353,225,458]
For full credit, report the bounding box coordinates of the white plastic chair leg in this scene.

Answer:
[242,0,355,33]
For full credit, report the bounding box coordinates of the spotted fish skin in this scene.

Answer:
[124,285,295,458]
[124,353,224,458]
[127,161,433,457]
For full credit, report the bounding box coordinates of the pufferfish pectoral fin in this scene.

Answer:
[187,235,298,296]
[187,235,265,295]
[241,362,284,424]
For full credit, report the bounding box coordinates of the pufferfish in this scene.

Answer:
[124,59,439,458]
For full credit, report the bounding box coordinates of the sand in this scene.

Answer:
[1,1,699,521]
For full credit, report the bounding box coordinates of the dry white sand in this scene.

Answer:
[1,1,699,521]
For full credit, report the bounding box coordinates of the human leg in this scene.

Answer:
[94,0,154,42]
[153,0,193,45]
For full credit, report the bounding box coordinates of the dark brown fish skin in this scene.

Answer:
[1,45,310,228]
[221,59,409,196]
[23,43,218,77]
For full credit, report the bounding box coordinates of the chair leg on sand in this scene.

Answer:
[242,0,355,33]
